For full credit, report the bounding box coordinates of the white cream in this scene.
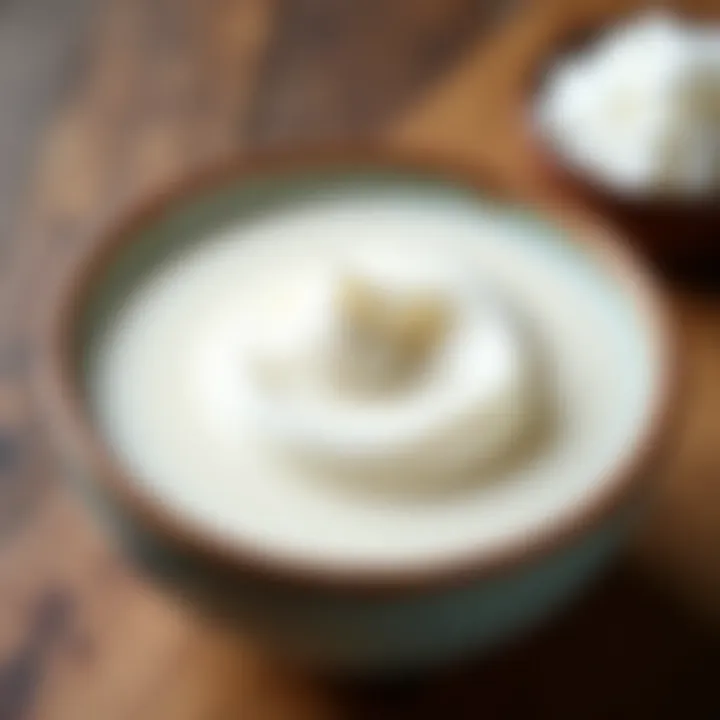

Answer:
[86,188,662,569]
[538,12,720,196]
[222,244,539,490]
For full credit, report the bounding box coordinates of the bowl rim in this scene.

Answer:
[34,144,678,597]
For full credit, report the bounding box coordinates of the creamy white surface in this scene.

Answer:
[538,12,720,196]
[86,188,661,568]
[225,245,538,489]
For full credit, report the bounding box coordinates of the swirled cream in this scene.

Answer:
[198,244,539,491]
[85,181,662,568]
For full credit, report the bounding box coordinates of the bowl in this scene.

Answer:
[526,11,720,282]
[33,147,677,674]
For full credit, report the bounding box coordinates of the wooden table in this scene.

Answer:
[0,0,718,717]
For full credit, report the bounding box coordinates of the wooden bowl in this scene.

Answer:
[526,10,720,283]
[33,146,678,674]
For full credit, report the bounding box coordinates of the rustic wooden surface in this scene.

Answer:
[0,0,718,717]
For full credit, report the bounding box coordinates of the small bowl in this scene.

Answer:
[33,147,677,674]
[526,12,720,281]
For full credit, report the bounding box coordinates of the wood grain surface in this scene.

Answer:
[0,0,718,717]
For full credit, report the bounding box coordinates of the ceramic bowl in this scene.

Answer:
[34,147,677,674]
[526,12,720,282]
